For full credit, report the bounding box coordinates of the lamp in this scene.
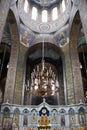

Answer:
[26,35,59,97]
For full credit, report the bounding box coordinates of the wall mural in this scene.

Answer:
[69,108,76,127]
[1,23,11,46]
[77,23,86,47]
[54,32,67,47]
[12,108,20,130]
[51,109,58,123]
[20,24,35,47]
[2,107,12,130]
[78,107,86,126]
[31,109,37,124]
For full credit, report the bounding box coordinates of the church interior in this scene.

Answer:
[0,0,87,130]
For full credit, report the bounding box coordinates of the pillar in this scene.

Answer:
[78,0,87,42]
[70,13,84,103]
[4,22,19,103]
[0,0,11,43]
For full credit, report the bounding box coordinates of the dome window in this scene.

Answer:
[32,7,38,20]
[62,0,66,13]
[42,10,48,23]
[24,0,29,13]
[52,7,58,21]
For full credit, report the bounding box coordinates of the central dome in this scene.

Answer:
[18,0,71,33]
[30,0,62,7]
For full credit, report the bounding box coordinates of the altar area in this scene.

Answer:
[0,99,87,130]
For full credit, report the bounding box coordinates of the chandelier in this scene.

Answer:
[25,35,59,97]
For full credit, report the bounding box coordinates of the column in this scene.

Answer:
[78,0,87,42]
[0,0,11,43]
[62,44,75,105]
[70,14,84,103]
[4,23,19,104]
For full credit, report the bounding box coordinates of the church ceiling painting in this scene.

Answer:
[20,24,35,47]
[30,0,62,8]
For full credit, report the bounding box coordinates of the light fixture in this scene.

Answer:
[25,34,59,97]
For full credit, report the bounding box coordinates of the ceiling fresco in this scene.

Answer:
[77,24,86,47]
[1,23,11,46]
[18,0,71,33]
[20,24,35,47]
[30,0,62,8]
[54,32,67,47]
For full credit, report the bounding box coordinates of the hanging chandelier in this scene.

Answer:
[26,35,59,97]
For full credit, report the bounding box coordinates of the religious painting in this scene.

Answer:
[2,107,12,129]
[12,108,20,130]
[51,109,58,123]
[60,109,66,127]
[23,115,28,126]
[38,107,50,126]
[54,31,67,47]
[77,23,86,46]
[31,109,37,124]
[69,108,76,127]
[78,107,86,125]
[12,116,19,130]
[3,117,12,130]
[69,115,76,126]
[20,24,35,47]
[61,115,65,126]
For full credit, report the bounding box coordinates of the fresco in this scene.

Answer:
[2,23,11,46]
[54,31,67,47]
[30,0,62,8]
[20,24,35,47]
[77,23,86,46]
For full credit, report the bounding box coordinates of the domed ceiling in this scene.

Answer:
[18,0,71,33]
[30,0,62,7]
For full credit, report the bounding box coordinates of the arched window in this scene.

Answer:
[42,10,48,22]
[62,0,66,12]
[32,7,38,20]
[52,7,58,21]
[24,0,29,13]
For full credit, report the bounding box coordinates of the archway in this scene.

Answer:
[2,10,20,104]
[23,42,65,105]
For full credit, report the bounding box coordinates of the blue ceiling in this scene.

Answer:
[30,0,62,8]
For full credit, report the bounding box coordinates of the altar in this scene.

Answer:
[0,99,87,130]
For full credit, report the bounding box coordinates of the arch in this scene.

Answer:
[3,107,10,114]
[14,108,20,114]
[68,108,75,114]
[23,109,29,113]
[0,0,10,43]
[69,11,84,103]
[22,41,66,105]
[3,9,20,104]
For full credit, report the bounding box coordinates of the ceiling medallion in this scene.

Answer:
[39,23,50,32]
